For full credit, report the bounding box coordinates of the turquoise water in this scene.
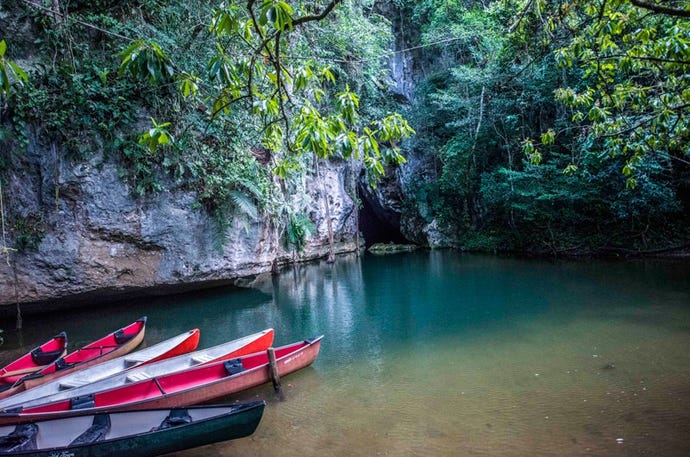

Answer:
[1,252,689,456]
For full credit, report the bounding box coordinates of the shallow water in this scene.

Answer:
[1,252,689,456]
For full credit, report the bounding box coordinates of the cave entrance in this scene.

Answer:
[358,191,408,247]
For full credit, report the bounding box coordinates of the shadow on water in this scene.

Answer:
[0,284,273,352]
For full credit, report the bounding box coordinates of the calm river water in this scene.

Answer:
[1,251,689,456]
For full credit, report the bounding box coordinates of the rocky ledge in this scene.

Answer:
[0,143,360,317]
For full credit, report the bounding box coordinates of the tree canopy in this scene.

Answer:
[0,0,413,256]
[512,0,690,190]
[394,0,689,253]
[1,0,688,256]
[116,0,414,184]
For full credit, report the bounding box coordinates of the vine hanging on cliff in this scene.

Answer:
[0,180,15,266]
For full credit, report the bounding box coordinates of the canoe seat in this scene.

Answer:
[69,414,111,446]
[126,372,150,383]
[224,358,245,376]
[54,357,75,372]
[124,356,148,367]
[70,394,95,410]
[31,347,63,366]
[0,423,39,452]
[154,409,192,431]
[59,379,91,390]
[191,354,214,364]
[114,329,135,345]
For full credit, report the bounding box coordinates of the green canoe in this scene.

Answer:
[0,400,265,457]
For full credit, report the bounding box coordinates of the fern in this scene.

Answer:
[229,189,258,220]
[285,212,315,252]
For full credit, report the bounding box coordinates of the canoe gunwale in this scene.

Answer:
[0,335,322,425]
[0,401,266,456]
[18,317,148,392]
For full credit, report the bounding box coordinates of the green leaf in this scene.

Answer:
[562,164,578,175]
[541,129,556,145]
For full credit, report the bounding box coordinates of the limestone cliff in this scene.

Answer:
[0,134,359,315]
[0,1,425,316]
[362,2,456,249]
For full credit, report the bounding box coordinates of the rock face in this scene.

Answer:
[381,1,423,104]
[0,135,359,315]
[359,11,448,251]
[359,1,455,248]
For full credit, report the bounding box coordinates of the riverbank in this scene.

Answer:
[3,246,689,321]
[0,241,361,319]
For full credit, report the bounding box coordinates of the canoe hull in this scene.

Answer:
[0,337,321,425]
[116,337,322,411]
[21,318,147,391]
[0,402,265,457]
[0,332,68,385]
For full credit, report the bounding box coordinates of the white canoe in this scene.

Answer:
[0,328,274,412]
[0,328,201,411]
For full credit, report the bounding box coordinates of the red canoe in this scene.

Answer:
[0,332,68,386]
[0,328,201,412]
[0,336,323,425]
[0,317,147,400]
[0,328,272,412]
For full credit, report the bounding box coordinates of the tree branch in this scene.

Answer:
[600,103,689,138]
[246,0,266,40]
[293,0,342,27]
[210,93,253,118]
[508,0,536,33]
[274,30,291,141]
[586,54,690,66]
[630,0,690,17]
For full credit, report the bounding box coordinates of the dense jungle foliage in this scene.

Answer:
[0,0,412,257]
[396,0,690,254]
[1,0,689,256]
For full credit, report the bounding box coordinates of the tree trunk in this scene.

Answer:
[470,85,486,169]
[51,0,61,22]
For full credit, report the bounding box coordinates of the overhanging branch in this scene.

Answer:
[630,0,690,17]
[293,0,342,27]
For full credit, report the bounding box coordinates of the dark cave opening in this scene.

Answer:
[358,192,408,247]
